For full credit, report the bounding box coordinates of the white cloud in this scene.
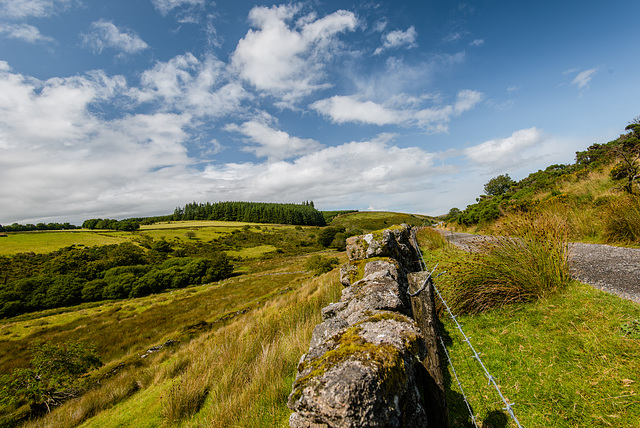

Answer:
[464,127,545,169]
[0,64,205,222]
[82,20,149,55]
[151,0,204,16]
[231,4,357,106]
[442,32,462,43]
[374,26,417,55]
[311,89,483,131]
[571,68,598,90]
[133,53,250,118]
[469,39,484,47]
[0,0,75,19]
[0,23,54,43]
[225,114,323,161]
[201,134,444,204]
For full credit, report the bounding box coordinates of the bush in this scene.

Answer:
[448,214,570,314]
[1,341,101,414]
[304,255,340,276]
[604,196,640,243]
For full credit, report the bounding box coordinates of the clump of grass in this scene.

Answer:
[160,377,210,423]
[603,195,640,243]
[448,213,570,314]
[416,227,450,251]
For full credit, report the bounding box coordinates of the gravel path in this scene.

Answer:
[437,230,640,304]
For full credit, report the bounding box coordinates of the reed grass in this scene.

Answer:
[416,227,450,251]
[603,195,640,243]
[445,213,571,314]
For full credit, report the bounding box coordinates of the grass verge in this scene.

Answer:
[443,214,571,314]
[441,282,640,427]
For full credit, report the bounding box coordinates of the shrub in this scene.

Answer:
[1,341,101,414]
[304,255,340,276]
[603,196,640,243]
[448,214,570,314]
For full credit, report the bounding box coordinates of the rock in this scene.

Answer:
[288,316,429,428]
[345,225,422,274]
[288,225,448,428]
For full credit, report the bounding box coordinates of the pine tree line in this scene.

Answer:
[172,201,326,226]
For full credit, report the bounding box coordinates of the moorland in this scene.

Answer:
[0,121,639,427]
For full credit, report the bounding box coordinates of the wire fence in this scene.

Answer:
[414,244,525,428]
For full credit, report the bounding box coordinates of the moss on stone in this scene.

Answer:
[291,322,416,403]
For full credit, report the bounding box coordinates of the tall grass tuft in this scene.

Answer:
[416,227,450,251]
[448,213,571,314]
[603,195,640,243]
[160,377,210,423]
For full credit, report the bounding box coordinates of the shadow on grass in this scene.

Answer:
[439,321,509,428]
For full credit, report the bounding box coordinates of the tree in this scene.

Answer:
[483,174,515,196]
[610,136,640,194]
[1,341,101,413]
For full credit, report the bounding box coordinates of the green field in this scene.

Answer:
[2,212,638,427]
[0,231,128,255]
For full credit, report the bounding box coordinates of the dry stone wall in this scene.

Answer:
[287,225,448,428]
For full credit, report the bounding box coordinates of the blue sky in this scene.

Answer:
[1,0,639,224]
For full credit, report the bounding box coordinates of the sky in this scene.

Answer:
[1,0,639,225]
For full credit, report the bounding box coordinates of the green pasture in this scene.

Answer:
[0,231,128,255]
[442,282,640,427]
[0,221,291,256]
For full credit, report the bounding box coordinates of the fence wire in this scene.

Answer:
[414,242,524,428]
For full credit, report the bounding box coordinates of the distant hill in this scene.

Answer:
[445,120,640,245]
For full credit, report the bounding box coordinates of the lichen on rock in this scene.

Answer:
[288,224,441,428]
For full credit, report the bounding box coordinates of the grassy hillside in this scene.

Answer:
[0,212,424,427]
[1,207,638,427]
[445,122,640,247]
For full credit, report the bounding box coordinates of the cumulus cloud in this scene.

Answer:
[0,0,76,19]
[201,134,443,203]
[231,4,357,106]
[311,89,483,131]
[82,20,149,55]
[374,26,417,55]
[225,114,323,161]
[133,53,250,118]
[0,63,204,222]
[0,23,54,43]
[464,127,545,169]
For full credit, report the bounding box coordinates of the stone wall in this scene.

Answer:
[287,225,448,428]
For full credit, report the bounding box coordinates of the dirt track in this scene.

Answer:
[438,230,640,304]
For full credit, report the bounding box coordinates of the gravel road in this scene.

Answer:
[437,230,640,304]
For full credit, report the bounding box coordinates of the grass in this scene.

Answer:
[0,231,128,255]
[24,265,343,428]
[0,250,337,375]
[418,213,640,427]
[226,245,278,259]
[441,213,571,314]
[603,195,640,243]
[440,282,640,427]
[329,211,432,232]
